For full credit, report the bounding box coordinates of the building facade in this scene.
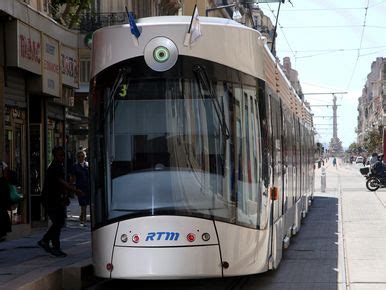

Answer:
[357,57,386,149]
[282,57,303,100]
[0,0,79,230]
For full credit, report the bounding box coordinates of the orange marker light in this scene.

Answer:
[270,187,279,200]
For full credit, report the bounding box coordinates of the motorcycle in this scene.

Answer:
[360,164,386,191]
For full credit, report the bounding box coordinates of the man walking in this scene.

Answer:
[38,146,83,257]
[70,150,90,227]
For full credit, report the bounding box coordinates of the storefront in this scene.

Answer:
[4,106,27,224]
[2,11,79,227]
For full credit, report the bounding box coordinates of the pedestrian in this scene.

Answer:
[38,146,83,257]
[370,153,378,167]
[333,157,337,167]
[362,156,367,167]
[70,150,90,227]
[0,161,11,241]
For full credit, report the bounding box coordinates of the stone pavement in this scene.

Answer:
[0,198,93,290]
[335,160,386,290]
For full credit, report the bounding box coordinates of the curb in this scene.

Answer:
[1,259,93,290]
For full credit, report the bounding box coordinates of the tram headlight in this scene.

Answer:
[201,232,211,241]
[144,37,178,72]
[153,46,170,63]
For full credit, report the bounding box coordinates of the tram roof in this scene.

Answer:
[91,16,312,125]
[91,15,262,79]
[94,16,248,32]
[137,16,247,27]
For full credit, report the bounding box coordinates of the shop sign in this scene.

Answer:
[17,21,42,75]
[61,45,79,88]
[42,35,60,97]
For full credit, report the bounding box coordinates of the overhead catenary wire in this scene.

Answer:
[368,0,386,8]
[263,1,380,93]
[346,0,370,90]
[260,7,368,12]
[264,2,296,60]
[260,1,382,147]
[280,45,386,53]
[280,25,386,29]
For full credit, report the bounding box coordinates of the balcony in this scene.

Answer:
[78,12,128,33]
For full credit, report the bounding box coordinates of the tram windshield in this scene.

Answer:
[90,57,262,228]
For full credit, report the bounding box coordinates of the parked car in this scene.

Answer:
[356,156,364,164]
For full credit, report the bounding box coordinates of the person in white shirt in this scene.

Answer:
[370,153,379,167]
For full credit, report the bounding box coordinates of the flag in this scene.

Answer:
[126,7,141,39]
[190,5,201,43]
[184,5,202,46]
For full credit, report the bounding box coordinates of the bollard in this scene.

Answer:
[321,167,326,192]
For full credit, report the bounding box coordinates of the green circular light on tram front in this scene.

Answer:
[153,46,170,63]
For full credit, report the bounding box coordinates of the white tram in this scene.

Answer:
[89,16,315,279]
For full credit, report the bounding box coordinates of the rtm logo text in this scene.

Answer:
[145,232,180,241]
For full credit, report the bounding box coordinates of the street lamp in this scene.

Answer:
[205,2,244,23]
[205,3,237,17]
[239,0,285,3]
[205,0,285,21]
[232,5,242,22]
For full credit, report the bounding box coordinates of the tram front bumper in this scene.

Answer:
[92,216,222,279]
[110,245,222,279]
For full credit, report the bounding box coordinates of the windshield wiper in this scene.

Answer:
[104,68,127,121]
[193,65,230,139]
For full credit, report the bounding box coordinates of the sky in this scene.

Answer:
[259,0,386,149]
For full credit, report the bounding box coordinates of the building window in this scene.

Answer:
[383,62,386,81]
[80,59,91,83]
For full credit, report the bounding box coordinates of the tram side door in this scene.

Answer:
[271,97,283,222]
[268,94,285,269]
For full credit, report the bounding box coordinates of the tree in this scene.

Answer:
[364,127,383,154]
[50,0,91,29]
[347,142,360,155]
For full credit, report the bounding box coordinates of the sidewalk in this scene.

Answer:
[0,198,93,290]
[320,159,386,289]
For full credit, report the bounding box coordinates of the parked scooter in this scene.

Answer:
[360,162,386,191]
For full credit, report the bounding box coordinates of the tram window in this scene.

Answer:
[254,99,262,187]
[234,87,258,227]
[90,58,268,228]
[250,97,260,202]
[104,76,233,222]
